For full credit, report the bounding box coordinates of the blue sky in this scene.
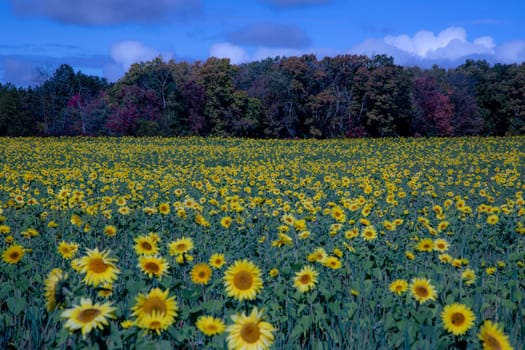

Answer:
[1,0,525,85]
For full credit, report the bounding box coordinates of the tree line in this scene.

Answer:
[1,54,524,137]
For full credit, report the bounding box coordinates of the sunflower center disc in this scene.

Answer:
[143,296,167,315]
[234,271,253,290]
[485,335,502,350]
[89,258,109,273]
[300,274,311,284]
[451,312,465,325]
[416,286,429,297]
[241,322,261,343]
[77,308,101,322]
[145,262,160,273]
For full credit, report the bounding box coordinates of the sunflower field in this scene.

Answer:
[0,136,524,350]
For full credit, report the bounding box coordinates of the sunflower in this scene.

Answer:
[77,248,120,287]
[389,279,408,295]
[462,268,476,286]
[168,237,194,256]
[158,202,171,215]
[293,265,319,293]
[441,303,476,336]
[191,263,213,285]
[223,259,263,301]
[138,311,173,335]
[138,255,169,279]
[44,268,68,311]
[416,238,434,252]
[132,288,178,332]
[2,244,25,264]
[57,241,79,259]
[134,235,159,255]
[103,225,117,237]
[323,256,342,269]
[196,315,226,336]
[61,298,116,339]
[478,320,514,350]
[433,238,450,252]
[410,278,437,304]
[209,253,226,269]
[221,216,233,229]
[307,247,327,263]
[226,307,275,350]
[361,226,378,241]
[486,215,499,225]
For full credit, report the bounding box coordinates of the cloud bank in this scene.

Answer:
[10,0,202,25]
[350,26,525,67]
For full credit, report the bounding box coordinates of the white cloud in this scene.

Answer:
[496,41,525,63]
[110,41,161,70]
[209,43,249,64]
[349,26,516,66]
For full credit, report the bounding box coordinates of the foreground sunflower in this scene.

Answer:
[410,278,437,304]
[478,320,514,350]
[77,248,120,287]
[293,265,319,293]
[132,288,178,333]
[196,315,226,336]
[138,255,169,279]
[61,298,116,339]
[191,263,213,285]
[2,244,25,264]
[441,303,476,335]
[224,259,263,301]
[44,268,68,311]
[226,307,275,350]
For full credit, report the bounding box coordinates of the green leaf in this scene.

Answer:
[7,296,26,315]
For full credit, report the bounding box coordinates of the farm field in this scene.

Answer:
[0,136,524,349]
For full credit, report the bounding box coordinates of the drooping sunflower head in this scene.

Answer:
[226,307,275,350]
[410,277,437,304]
[191,263,213,285]
[196,315,226,336]
[44,268,69,311]
[223,259,263,301]
[441,303,476,336]
[132,288,178,326]
[478,320,514,350]
[168,237,194,256]
[134,235,159,255]
[138,255,169,279]
[2,244,25,264]
[77,248,120,287]
[293,265,319,293]
[60,298,116,339]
